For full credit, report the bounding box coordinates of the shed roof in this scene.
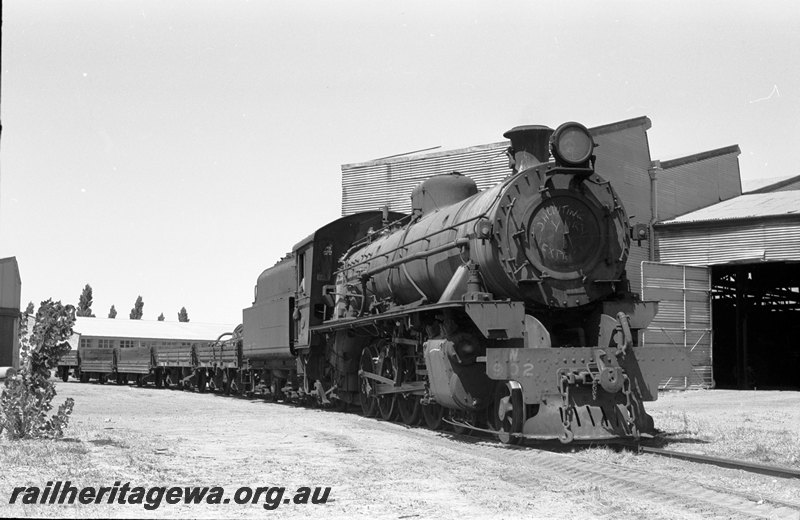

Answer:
[659,191,800,225]
[660,145,741,170]
[342,116,653,169]
[73,317,236,341]
[743,173,800,193]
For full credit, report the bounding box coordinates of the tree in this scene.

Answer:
[129,296,144,320]
[0,299,76,440]
[108,305,117,319]
[178,307,189,323]
[24,302,35,315]
[76,284,95,317]
[157,313,165,321]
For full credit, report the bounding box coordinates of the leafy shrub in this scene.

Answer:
[0,300,76,440]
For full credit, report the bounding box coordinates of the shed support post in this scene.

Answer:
[734,268,749,389]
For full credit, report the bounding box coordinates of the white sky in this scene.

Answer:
[1,0,798,324]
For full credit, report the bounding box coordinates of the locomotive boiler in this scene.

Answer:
[242,121,693,444]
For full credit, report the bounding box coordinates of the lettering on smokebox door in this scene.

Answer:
[531,201,593,267]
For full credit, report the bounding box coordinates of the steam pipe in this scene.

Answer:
[361,238,470,280]
[648,161,661,261]
[337,216,485,276]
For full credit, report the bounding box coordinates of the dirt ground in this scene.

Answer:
[1,382,799,519]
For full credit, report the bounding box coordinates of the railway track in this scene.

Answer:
[634,445,800,480]
[72,380,800,517]
[60,381,800,518]
[433,418,800,518]
[527,448,800,519]
[443,416,800,478]
[135,381,800,486]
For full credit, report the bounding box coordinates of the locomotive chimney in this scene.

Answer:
[503,125,554,174]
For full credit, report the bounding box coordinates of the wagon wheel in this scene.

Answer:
[376,345,398,421]
[155,369,163,388]
[421,402,445,430]
[79,371,89,384]
[359,344,379,417]
[180,369,192,391]
[136,374,144,387]
[492,381,524,445]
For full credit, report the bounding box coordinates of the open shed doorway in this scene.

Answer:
[712,262,800,389]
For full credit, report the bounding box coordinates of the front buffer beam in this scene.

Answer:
[485,346,693,441]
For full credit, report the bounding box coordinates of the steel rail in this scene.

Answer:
[636,445,800,480]
[440,419,800,481]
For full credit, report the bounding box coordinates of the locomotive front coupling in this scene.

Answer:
[486,342,693,442]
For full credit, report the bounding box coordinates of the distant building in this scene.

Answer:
[0,257,21,370]
[656,190,800,390]
[71,317,236,351]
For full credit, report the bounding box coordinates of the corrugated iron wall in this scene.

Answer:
[590,120,654,294]
[656,218,800,265]
[659,152,742,221]
[641,262,713,389]
[341,142,509,215]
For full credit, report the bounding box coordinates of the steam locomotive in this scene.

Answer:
[238,121,693,444]
[62,121,692,444]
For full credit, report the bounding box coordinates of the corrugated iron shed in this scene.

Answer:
[73,317,236,341]
[340,116,654,217]
[660,191,800,225]
[656,192,800,266]
[658,146,742,222]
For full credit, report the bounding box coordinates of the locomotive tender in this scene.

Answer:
[241,121,693,444]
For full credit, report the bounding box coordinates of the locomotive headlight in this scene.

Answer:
[551,122,595,167]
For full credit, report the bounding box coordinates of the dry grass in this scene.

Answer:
[574,390,800,513]
[2,384,798,519]
[0,410,207,518]
[567,482,704,520]
[648,391,800,469]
